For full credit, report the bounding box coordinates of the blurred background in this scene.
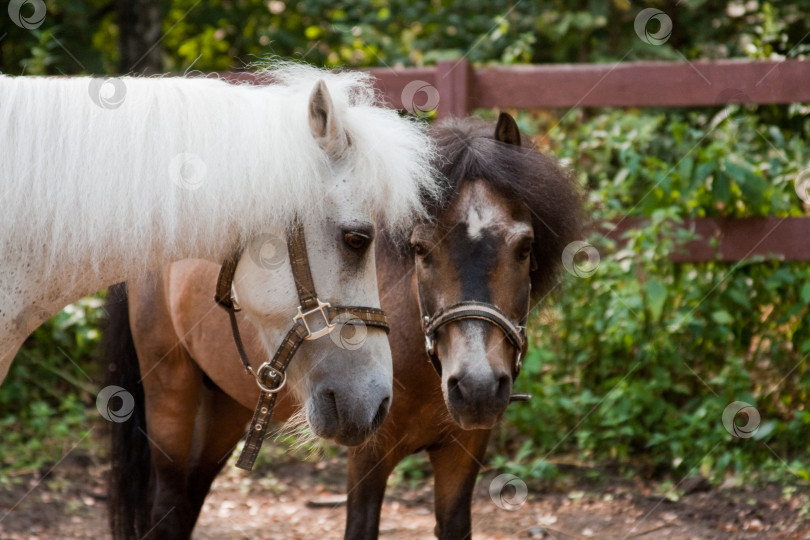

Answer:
[2,0,810,535]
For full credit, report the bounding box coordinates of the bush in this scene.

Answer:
[503,103,810,483]
[5,1,810,74]
[0,296,105,480]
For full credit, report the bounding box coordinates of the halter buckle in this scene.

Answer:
[425,333,435,357]
[251,362,287,393]
[230,284,242,312]
[294,299,336,340]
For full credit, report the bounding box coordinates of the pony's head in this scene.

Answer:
[233,73,436,446]
[410,113,581,430]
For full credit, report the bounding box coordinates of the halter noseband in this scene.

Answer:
[417,282,532,403]
[215,220,390,471]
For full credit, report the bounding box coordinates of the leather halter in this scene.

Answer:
[215,220,390,471]
[417,281,532,403]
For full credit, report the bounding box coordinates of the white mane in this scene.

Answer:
[0,63,437,278]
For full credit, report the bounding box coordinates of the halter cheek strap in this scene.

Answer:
[216,220,389,471]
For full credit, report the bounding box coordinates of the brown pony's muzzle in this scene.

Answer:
[438,321,515,430]
[446,369,512,429]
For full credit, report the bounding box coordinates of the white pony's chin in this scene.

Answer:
[274,407,328,460]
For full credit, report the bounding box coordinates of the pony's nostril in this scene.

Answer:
[447,376,465,407]
[371,396,389,431]
[380,396,391,414]
[496,373,511,402]
[322,389,338,420]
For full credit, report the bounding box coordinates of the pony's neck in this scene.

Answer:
[0,219,245,361]
[68,223,242,298]
[0,218,245,383]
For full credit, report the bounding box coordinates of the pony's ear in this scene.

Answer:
[494,112,521,147]
[308,79,349,159]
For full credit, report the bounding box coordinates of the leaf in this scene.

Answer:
[767,126,785,149]
[711,310,734,325]
[724,159,767,210]
[801,282,810,304]
[752,420,777,441]
[677,156,694,186]
[693,161,715,185]
[645,278,667,322]
[727,287,752,310]
[304,25,322,39]
[712,171,731,205]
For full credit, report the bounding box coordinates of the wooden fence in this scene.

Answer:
[230,58,810,261]
[366,58,810,114]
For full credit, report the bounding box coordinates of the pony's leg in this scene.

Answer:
[344,440,410,540]
[186,383,252,521]
[139,347,203,539]
[427,429,491,540]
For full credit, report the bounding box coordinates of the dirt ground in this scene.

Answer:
[0,445,808,540]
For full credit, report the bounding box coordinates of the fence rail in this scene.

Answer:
[364,58,810,114]
[604,217,810,262]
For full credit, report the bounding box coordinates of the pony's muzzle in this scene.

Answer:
[307,379,391,446]
[446,369,512,430]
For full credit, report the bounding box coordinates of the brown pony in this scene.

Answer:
[103,113,581,539]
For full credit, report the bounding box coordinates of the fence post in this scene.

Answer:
[435,59,472,118]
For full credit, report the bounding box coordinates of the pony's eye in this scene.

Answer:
[516,239,533,261]
[411,242,428,258]
[344,232,370,251]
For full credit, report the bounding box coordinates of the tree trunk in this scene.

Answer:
[118,0,163,74]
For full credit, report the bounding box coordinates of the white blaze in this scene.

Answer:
[466,204,498,239]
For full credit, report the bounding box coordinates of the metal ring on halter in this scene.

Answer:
[251,362,287,393]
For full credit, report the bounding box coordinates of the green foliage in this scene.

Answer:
[489,439,560,483]
[4,1,810,74]
[0,297,105,480]
[505,102,810,483]
[388,453,433,489]
[1,0,116,74]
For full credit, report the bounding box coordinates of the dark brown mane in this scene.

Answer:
[429,117,583,299]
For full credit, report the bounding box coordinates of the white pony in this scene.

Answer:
[0,64,437,444]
